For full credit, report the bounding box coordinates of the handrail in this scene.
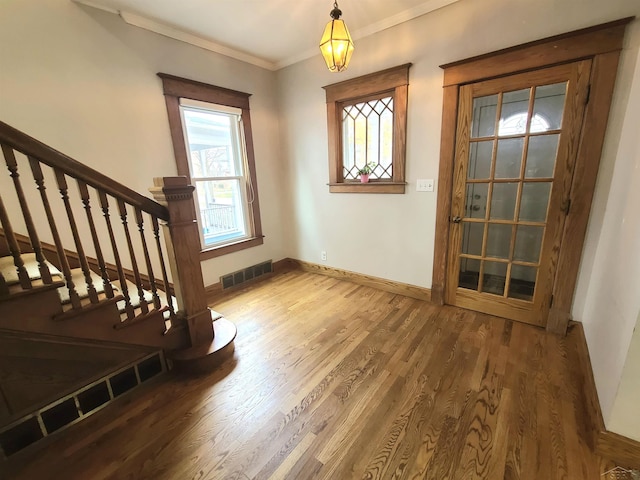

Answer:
[0,123,215,349]
[0,121,168,220]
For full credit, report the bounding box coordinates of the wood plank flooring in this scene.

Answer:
[4,270,618,479]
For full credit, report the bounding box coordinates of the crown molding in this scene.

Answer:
[119,11,278,71]
[72,0,119,15]
[73,0,278,71]
[74,0,461,72]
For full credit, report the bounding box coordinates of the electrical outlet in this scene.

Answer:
[416,179,435,192]
[321,251,327,261]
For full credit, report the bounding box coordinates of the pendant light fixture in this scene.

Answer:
[319,1,354,72]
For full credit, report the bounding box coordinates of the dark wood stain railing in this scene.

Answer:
[2,145,52,285]
[0,120,175,327]
[0,122,168,220]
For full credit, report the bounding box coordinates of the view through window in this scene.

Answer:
[342,96,394,180]
[180,100,251,248]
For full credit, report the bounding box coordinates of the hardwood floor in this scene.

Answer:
[4,270,618,479]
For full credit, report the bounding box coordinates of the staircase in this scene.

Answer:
[0,121,236,460]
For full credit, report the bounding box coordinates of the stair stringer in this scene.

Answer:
[0,287,189,350]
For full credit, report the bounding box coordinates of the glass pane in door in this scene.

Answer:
[495,138,524,178]
[499,89,530,135]
[465,183,488,218]
[490,183,518,220]
[519,182,551,222]
[471,95,498,138]
[459,258,481,290]
[508,265,537,301]
[482,261,508,295]
[486,224,512,259]
[526,135,559,178]
[513,225,544,263]
[468,141,493,179]
[532,83,567,130]
[462,223,485,256]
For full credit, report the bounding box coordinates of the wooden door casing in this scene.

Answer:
[431,18,632,334]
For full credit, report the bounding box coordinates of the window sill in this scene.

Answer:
[200,236,264,261]
[328,182,407,194]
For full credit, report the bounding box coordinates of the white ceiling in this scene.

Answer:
[74,0,459,70]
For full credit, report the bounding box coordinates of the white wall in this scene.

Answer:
[0,0,287,286]
[574,44,640,432]
[609,312,640,442]
[277,0,640,436]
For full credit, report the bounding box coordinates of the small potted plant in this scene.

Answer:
[357,163,376,183]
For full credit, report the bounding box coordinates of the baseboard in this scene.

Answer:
[597,431,640,470]
[205,258,430,304]
[572,321,640,470]
[571,321,605,448]
[284,258,431,302]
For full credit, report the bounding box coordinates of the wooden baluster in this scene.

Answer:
[0,271,8,296]
[0,193,31,289]
[28,157,81,308]
[2,145,52,283]
[152,216,176,325]
[77,181,114,298]
[98,191,135,319]
[135,208,161,309]
[117,200,148,315]
[150,177,213,347]
[54,169,99,304]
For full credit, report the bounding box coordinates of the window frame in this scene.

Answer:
[158,73,263,260]
[323,63,411,193]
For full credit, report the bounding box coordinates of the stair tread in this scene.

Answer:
[113,280,178,324]
[0,253,63,286]
[57,268,117,305]
[112,279,153,311]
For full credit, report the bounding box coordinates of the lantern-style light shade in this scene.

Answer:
[319,4,354,72]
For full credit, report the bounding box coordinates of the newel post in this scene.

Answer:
[150,176,213,347]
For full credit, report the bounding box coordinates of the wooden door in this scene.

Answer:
[445,61,591,327]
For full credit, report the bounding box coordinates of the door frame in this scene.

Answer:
[431,17,634,334]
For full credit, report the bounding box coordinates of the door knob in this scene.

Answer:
[452,216,462,223]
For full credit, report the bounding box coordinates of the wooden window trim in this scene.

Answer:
[158,73,263,258]
[431,17,634,334]
[323,64,411,194]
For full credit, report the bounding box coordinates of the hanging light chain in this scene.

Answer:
[330,1,342,20]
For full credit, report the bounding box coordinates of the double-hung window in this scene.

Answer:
[180,100,251,248]
[159,74,263,259]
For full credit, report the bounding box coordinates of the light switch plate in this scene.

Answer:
[416,179,434,192]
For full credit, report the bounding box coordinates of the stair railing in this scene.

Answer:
[0,121,214,347]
